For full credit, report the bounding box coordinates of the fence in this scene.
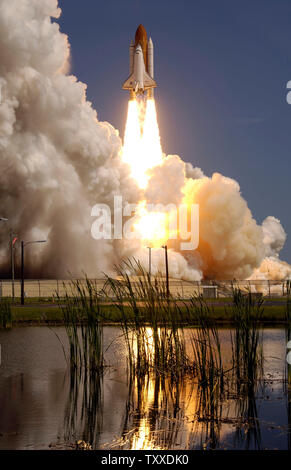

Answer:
[0,278,288,300]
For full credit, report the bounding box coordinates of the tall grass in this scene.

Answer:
[105,263,264,389]
[57,278,104,370]
[56,264,265,411]
[64,367,103,449]
[53,264,269,450]
[104,259,189,377]
[230,287,264,385]
[233,378,262,450]
[0,298,12,329]
[231,288,264,449]
[182,296,227,418]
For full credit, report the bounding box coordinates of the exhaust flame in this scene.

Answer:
[133,200,168,247]
[122,99,143,185]
[122,98,163,189]
[122,97,169,247]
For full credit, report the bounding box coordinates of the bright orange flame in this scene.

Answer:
[122,99,142,185]
[122,98,163,189]
[122,98,171,247]
[134,200,168,247]
[140,99,163,174]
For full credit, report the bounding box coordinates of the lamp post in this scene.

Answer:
[10,230,17,300]
[0,218,8,299]
[162,245,170,299]
[21,240,46,305]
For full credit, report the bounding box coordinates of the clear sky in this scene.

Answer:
[57,0,291,263]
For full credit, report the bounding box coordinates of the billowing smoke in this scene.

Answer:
[261,216,286,257]
[0,0,289,281]
[0,0,139,277]
[140,155,290,280]
[249,217,291,281]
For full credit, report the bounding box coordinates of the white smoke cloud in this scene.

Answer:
[262,216,286,257]
[0,0,139,277]
[144,156,267,280]
[250,256,291,282]
[182,172,267,279]
[185,162,204,180]
[136,148,287,280]
[0,0,289,282]
[145,155,186,205]
[134,247,202,281]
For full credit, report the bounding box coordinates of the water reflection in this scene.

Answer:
[232,382,261,449]
[62,368,263,450]
[118,375,192,450]
[0,326,289,450]
[64,368,103,448]
[62,369,265,450]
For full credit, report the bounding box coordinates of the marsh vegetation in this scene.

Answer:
[0,261,283,450]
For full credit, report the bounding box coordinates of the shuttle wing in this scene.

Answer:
[122,74,135,90]
[122,72,157,91]
[143,71,157,89]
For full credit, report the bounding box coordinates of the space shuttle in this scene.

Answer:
[122,24,157,99]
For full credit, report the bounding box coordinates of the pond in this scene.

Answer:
[0,326,290,450]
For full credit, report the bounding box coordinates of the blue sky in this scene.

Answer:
[57,0,291,262]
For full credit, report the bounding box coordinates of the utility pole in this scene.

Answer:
[162,245,170,299]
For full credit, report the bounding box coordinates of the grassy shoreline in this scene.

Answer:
[7,301,289,325]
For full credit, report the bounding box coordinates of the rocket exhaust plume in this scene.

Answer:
[0,4,289,283]
[122,99,163,189]
[122,24,162,189]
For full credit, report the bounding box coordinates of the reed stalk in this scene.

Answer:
[230,286,264,385]
[0,298,12,329]
[57,278,104,371]
[104,259,189,377]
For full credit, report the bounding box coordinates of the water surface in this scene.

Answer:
[0,326,289,450]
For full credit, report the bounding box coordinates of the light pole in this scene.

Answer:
[162,245,170,299]
[0,218,8,299]
[21,240,46,305]
[10,230,17,300]
[147,246,152,278]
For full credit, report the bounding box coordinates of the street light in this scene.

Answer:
[21,240,46,305]
[161,245,170,299]
[0,218,8,297]
[10,230,18,300]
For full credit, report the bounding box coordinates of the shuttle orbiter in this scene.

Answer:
[122,24,157,99]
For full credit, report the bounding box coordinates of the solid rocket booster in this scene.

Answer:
[122,24,157,99]
[147,37,154,98]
